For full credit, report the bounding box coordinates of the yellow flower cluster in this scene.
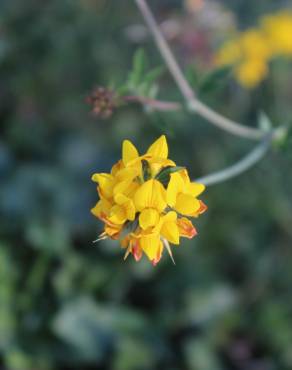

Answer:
[91,136,207,265]
[216,10,292,88]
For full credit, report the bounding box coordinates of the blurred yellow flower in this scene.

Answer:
[91,135,207,265]
[215,9,292,88]
[240,29,271,60]
[261,10,292,56]
[216,39,242,66]
[235,58,268,89]
[215,29,270,88]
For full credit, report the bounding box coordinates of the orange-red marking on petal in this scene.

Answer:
[132,241,143,262]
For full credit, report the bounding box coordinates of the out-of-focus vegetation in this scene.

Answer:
[216,9,292,88]
[0,1,292,369]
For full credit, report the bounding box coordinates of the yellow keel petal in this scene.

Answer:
[139,208,160,230]
[175,193,201,216]
[167,172,185,207]
[134,179,166,212]
[140,235,161,261]
[161,221,179,244]
[108,205,126,225]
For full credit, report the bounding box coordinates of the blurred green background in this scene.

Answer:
[1,1,292,369]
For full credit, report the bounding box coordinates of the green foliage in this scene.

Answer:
[198,65,232,96]
[52,297,147,362]
[142,159,152,181]
[155,165,185,187]
[0,1,292,370]
[258,111,273,132]
[123,48,163,98]
[186,64,232,97]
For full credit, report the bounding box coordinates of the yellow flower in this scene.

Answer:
[261,11,292,56]
[167,170,205,216]
[215,29,270,89]
[215,39,242,66]
[235,58,268,89]
[215,9,292,89]
[240,29,271,60]
[91,135,207,265]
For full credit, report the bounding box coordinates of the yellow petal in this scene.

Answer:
[91,173,112,184]
[91,173,115,198]
[190,200,208,217]
[139,208,160,230]
[179,168,191,183]
[114,193,128,205]
[166,172,185,207]
[148,158,176,166]
[115,167,139,182]
[175,193,201,216]
[134,179,166,212]
[161,220,179,245]
[146,135,168,159]
[163,210,177,222]
[114,194,136,221]
[113,179,139,198]
[126,204,135,221]
[152,240,163,266]
[122,140,139,165]
[111,160,124,176]
[187,182,205,197]
[108,205,126,225]
[91,201,103,218]
[130,238,143,261]
[140,234,161,261]
[148,158,176,178]
[91,198,112,218]
[123,200,135,221]
[105,224,122,239]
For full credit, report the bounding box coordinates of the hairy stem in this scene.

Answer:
[195,132,274,186]
[124,95,182,111]
[134,0,265,140]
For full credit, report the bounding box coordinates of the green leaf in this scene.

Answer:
[155,166,185,187]
[52,297,147,362]
[198,65,231,95]
[184,339,222,370]
[272,125,290,150]
[138,66,163,97]
[142,159,151,181]
[133,48,146,74]
[116,84,131,97]
[126,50,163,98]
[258,111,272,132]
[186,64,200,88]
[128,48,147,88]
[144,66,163,85]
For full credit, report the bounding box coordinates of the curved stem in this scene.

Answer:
[195,133,273,186]
[134,0,265,140]
[124,95,182,111]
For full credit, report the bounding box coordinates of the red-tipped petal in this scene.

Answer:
[198,200,207,214]
[132,242,143,262]
[177,218,198,239]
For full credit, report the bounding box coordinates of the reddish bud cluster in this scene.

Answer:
[86,87,116,118]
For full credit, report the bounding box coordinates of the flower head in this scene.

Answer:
[215,9,292,89]
[86,87,117,118]
[215,29,271,88]
[261,10,292,57]
[91,135,207,265]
